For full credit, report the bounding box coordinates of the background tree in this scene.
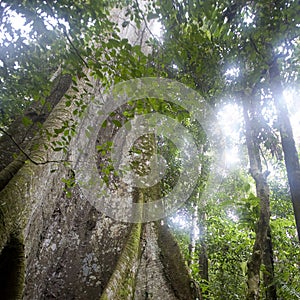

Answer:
[152,0,299,298]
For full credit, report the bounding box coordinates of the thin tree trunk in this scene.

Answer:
[197,148,209,300]
[197,237,208,300]
[188,202,208,300]
[270,59,300,242]
[243,94,273,300]
[198,240,208,283]
[263,227,277,299]
[188,202,198,267]
[196,204,209,300]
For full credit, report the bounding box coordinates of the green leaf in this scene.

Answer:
[22,116,33,127]
[101,120,107,128]
[112,119,122,127]
[147,12,159,21]
[125,121,132,130]
[54,128,64,134]
[122,20,130,28]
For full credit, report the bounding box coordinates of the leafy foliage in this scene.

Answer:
[0,0,151,127]
[152,0,300,298]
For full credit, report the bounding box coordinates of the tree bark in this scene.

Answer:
[0,5,200,299]
[0,75,199,300]
[0,74,72,191]
[188,203,198,267]
[243,94,275,300]
[196,202,208,300]
[270,59,300,242]
[263,227,277,300]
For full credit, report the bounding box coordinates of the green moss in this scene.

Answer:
[0,163,34,252]
[100,222,142,300]
[0,158,26,192]
[0,90,74,252]
[100,191,143,300]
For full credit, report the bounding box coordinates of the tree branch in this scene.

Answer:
[63,30,89,68]
[133,0,162,44]
[0,127,71,165]
[44,0,89,68]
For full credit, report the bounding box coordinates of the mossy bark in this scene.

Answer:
[0,75,76,299]
[100,190,143,300]
[100,206,199,300]
[0,74,72,191]
[0,87,74,251]
[99,132,198,299]
[157,222,200,300]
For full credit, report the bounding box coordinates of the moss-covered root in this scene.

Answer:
[100,222,142,300]
[0,233,25,300]
[157,222,201,300]
[100,190,143,300]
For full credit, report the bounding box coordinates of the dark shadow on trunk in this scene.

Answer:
[263,227,277,299]
[0,234,25,300]
[270,59,300,242]
[157,221,201,300]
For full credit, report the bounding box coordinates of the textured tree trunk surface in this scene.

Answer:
[0,5,199,299]
[0,77,197,299]
[243,95,274,300]
[270,60,300,242]
[0,74,72,191]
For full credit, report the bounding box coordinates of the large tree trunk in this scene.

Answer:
[243,94,276,300]
[0,76,198,300]
[270,59,300,242]
[0,7,198,300]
